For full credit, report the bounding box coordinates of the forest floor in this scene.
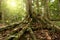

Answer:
[0,24,7,28]
[20,29,60,40]
[0,24,60,40]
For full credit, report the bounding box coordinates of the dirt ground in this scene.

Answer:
[0,23,60,40]
[20,29,60,40]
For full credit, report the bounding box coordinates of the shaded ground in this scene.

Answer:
[20,29,60,40]
[0,23,60,40]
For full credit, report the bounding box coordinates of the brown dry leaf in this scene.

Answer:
[45,32,51,40]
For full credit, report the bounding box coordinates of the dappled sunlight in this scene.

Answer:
[1,0,27,24]
[50,0,55,2]
[0,0,60,40]
[6,0,17,8]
